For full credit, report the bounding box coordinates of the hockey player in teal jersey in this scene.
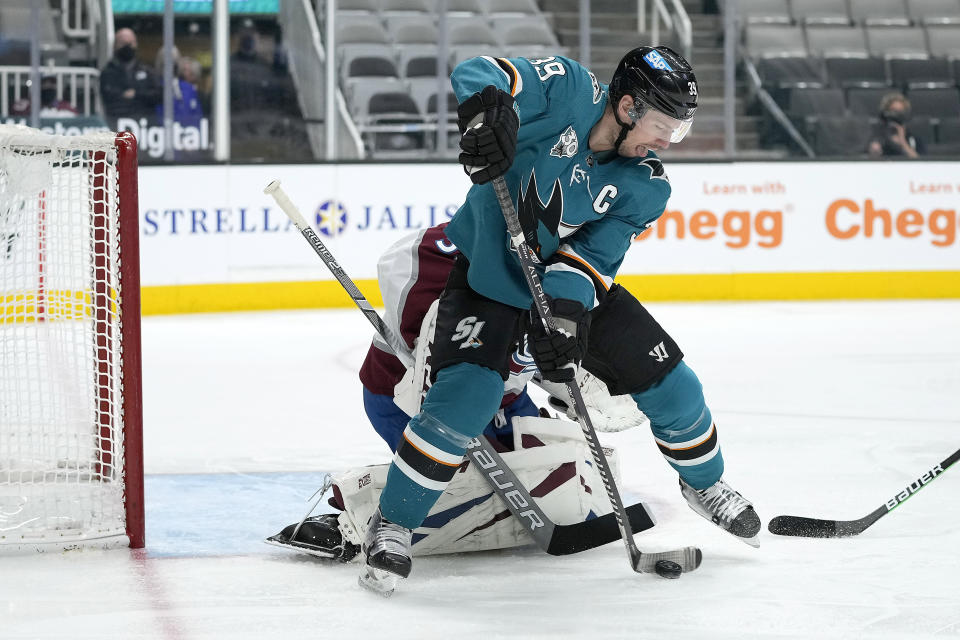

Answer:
[360,46,761,594]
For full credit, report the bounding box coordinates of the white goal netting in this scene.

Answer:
[0,125,136,549]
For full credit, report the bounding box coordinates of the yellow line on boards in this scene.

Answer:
[139,271,960,315]
[141,280,385,315]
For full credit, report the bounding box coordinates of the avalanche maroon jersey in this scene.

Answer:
[359,223,535,408]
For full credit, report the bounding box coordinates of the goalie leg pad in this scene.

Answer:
[334,416,621,557]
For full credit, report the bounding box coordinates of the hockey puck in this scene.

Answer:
[654,560,682,579]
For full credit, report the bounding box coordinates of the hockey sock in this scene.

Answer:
[631,362,724,490]
[379,362,504,528]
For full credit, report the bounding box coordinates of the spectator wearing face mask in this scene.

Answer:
[100,27,162,127]
[10,75,79,119]
[867,93,926,158]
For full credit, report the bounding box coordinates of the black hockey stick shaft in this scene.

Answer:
[263,179,671,560]
[491,176,700,573]
[768,445,960,538]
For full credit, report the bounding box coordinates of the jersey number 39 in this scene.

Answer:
[530,57,566,82]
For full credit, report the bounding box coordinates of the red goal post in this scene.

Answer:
[0,124,144,550]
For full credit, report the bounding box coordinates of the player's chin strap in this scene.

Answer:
[598,101,639,165]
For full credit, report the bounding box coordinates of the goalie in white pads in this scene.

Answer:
[267,223,646,561]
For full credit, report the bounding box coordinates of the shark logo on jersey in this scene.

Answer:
[517,169,563,261]
[588,72,604,104]
[550,126,578,158]
[638,157,669,182]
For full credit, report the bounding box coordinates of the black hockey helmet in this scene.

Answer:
[607,46,698,147]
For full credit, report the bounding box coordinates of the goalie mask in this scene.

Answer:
[608,45,698,148]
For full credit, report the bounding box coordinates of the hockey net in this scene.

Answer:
[0,124,144,550]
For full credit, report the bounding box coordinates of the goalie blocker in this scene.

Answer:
[267,415,634,559]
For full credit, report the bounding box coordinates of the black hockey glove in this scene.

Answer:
[456,85,519,185]
[522,297,590,384]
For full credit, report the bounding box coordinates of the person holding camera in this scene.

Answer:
[867,93,925,158]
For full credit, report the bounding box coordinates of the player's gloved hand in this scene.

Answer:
[456,85,519,185]
[522,297,590,383]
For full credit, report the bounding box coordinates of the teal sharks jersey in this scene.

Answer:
[447,55,672,310]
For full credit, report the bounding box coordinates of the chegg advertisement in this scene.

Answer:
[136,162,960,312]
[622,162,960,275]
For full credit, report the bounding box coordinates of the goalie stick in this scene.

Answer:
[263,180,679,560]
[768,446,960,538]
[491,176,701,575]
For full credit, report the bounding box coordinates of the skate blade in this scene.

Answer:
[264,535,340,559]
[358,565,400,597]
[738,534,760,549]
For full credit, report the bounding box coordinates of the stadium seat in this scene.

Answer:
[445,0,486,15]
[386,16,439,44]
[449,46,500,66]
[906,0,960,24]
[367,91,425,152]
[379,0,433,14]
[486,0,541,16]
[906,115,937,141]
[737,0,792,24]
[745,25,807,58]
[347,56,400,79]
[805,26,869,58]
[347,78,407,120]
[889,58,955,88]
[447,17,501,47]
[849,0,911,26]
[508,45,570,59]
[824,57,889,88]
[493,17,560,47]
[408,77,455,117]
[936,117,960,142]
[926,25,960,57]
[337,16,392,46]
[811,115,873,155]
[756,57,827,88]
[846,87,893,115]
[790,0,852,25]
[339,44,396,79]
[786,87,846,119]
[907,86,960,117]
[337,0,379,14]
[399,49,449,78]
[866,26,930,59]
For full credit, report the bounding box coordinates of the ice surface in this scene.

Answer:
[2,301,958,639]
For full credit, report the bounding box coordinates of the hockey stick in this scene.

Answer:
[768,446,960,538]
[263,179,658,556]
[491,176,701,574]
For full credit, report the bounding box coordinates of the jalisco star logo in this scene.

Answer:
[314,200,348,237]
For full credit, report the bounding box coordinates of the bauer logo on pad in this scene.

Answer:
[643,50,673,71]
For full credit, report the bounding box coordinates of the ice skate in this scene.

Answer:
[265,513,360,562]
[358,507,413,597]
[681,478,761,547]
